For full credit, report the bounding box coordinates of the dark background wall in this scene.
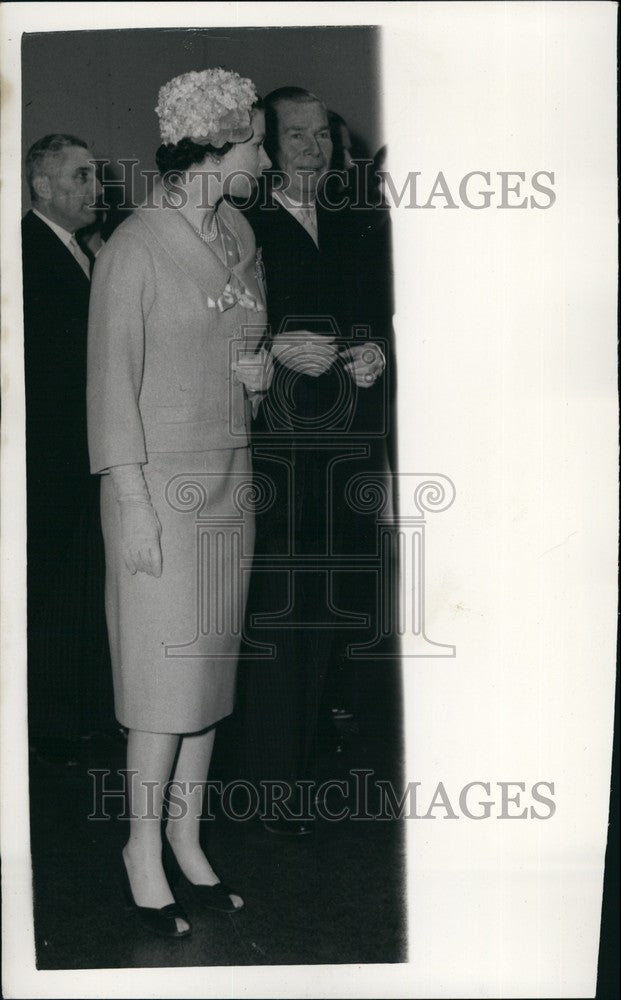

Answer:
[22,26,381,211]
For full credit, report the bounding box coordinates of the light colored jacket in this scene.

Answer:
[87,197,266,473]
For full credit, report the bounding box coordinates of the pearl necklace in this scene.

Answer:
[192,215,218,243]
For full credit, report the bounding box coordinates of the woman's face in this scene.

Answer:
[219,109,271,198]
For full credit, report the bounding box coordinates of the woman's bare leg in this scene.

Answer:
[165,727,243,907]
[122,728,190,930]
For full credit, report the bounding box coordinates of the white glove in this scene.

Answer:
[342,342,386,388]
[231,346,274,393]
[110,464,162,577]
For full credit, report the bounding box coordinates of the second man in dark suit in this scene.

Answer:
[234,89,388,833]
[22,133,114,762]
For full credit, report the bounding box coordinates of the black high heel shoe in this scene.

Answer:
[121,855,192,938]
[162,837,244,914]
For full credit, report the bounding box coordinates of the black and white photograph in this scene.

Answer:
[1,3,618,997]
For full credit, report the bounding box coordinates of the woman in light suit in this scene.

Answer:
[87,69,271,938]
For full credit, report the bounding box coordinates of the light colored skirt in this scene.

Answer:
[100,446,254,733]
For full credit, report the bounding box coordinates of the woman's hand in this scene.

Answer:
[110,463,163,577]
[119,501,163,577]
[232,346,274,393]
[342,342,385,388]
[270,330,337,377]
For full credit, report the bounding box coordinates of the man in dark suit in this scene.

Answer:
[22,133,114,762]
[234,90,389,833]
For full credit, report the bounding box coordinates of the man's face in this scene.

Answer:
[274,100,333,199]
[38,146,101,232]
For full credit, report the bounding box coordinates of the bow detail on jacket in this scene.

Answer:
[209,275,265,313]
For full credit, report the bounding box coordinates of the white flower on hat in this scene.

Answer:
[155,68,258,147]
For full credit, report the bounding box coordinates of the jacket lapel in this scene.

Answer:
[136,199,231,302]
[267,193,320,255]
[135,191,264,308]
[26,211,91,289]
[219,199,265,306]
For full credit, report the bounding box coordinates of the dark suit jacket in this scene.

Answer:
[241,178,392,438]
[21,210,96,583]
[240,179,361,431]
[22,210,115,739]
[245,181,358,333]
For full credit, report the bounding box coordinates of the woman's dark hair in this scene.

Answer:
[155,97,264,176]
[156,137,233,175]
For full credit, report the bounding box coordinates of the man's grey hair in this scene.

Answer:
[25,133,88,201]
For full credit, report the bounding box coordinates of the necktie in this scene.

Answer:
[68,235,91,279]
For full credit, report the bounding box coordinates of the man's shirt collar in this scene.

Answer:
[32,209,75,248]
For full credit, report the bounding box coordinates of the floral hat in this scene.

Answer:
[155,68,258,147]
